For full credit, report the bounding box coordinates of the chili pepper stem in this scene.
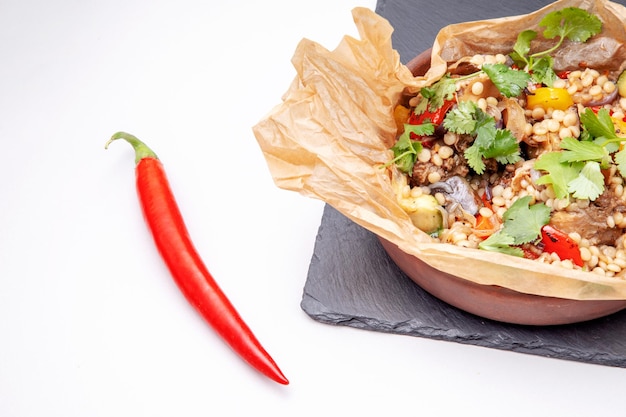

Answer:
[105,131,158,164]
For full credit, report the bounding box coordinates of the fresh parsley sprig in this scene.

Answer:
[510,7,602,86]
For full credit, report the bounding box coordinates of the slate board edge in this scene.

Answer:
[301,292,626,369]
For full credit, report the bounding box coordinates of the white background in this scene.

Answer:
[1,1,625,416]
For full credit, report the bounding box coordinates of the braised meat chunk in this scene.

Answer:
[550,190,626,246]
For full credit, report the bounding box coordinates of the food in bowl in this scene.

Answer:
[386,6,626,279]
[254,2,626,315]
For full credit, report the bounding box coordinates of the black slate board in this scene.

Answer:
[301,0,626,368]
[303,205,626,367]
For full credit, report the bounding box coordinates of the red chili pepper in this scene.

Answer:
[408,99,455,127]
[540,224,584,267]
[590,106,614,116]
[105,132,288,385]
[557,70,571,79]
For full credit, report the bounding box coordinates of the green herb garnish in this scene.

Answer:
[510,7,602,86]
[416,75,457,114]
[386,122,434,174]
[479,196,550,256]
[534,108,626,201]
[443,101,521,174]
[534,152,582,199]
[481,64,531,98]
[389,6,603,181]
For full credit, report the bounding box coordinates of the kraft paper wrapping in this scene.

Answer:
[253,0,626,300]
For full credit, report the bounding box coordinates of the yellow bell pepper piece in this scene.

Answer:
[393,104,410,133]
[612,116,626,139]
[526,87,574,111]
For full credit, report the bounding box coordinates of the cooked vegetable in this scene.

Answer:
[474,210,500,239]
[406,194,444,234]
[429,176,480,215]
[105,132,289,385]
[540,224,584,267]
[526,87,574,111]
[410,99,455,126]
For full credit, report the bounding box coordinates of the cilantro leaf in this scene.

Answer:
[559,136,609,165]
[540,7,602,44]
[471,110,497,149]
[482,64,531,98]
[567,161,604,200]
[530,56,557,87]
[389,132,424,175]
[511,29,537,68]
[533,134,610,202]
[534,151,583,199]
[461,108,498,174]
[413,97,428,116]
[533,135,609,201]
[442,101,521,174]
[418,75,457,113]
[479,232,524,257]
[443,101,477,134]
[614,149,626,177]
[484,129,522,165]
[576,107,626,176]
[467,113,520,172]
[464,144,485,174]
[403,122,435,138]
[464,127,521,175]
[501,196,551,244]
[580,108,618,140]
[544,107,626,201]
[479,196,550,256]
[510,7,601,76]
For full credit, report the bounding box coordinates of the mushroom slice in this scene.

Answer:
[498,97,528,142]
[429,175,482,215]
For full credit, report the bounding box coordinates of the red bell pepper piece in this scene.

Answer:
[540,224,584,267]
[106,132,288,385]
[408,99,455,127]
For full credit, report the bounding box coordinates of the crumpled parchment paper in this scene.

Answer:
[253,0,626,300]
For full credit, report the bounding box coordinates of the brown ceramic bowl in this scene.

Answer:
[379,49,626,326]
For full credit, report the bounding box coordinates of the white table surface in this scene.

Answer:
[2,1,626,416]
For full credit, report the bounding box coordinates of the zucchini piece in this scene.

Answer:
[406,194,444,234]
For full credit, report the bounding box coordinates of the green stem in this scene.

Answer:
[454,71,483,83]
[105,131,158,164]
[529,37,564,60]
